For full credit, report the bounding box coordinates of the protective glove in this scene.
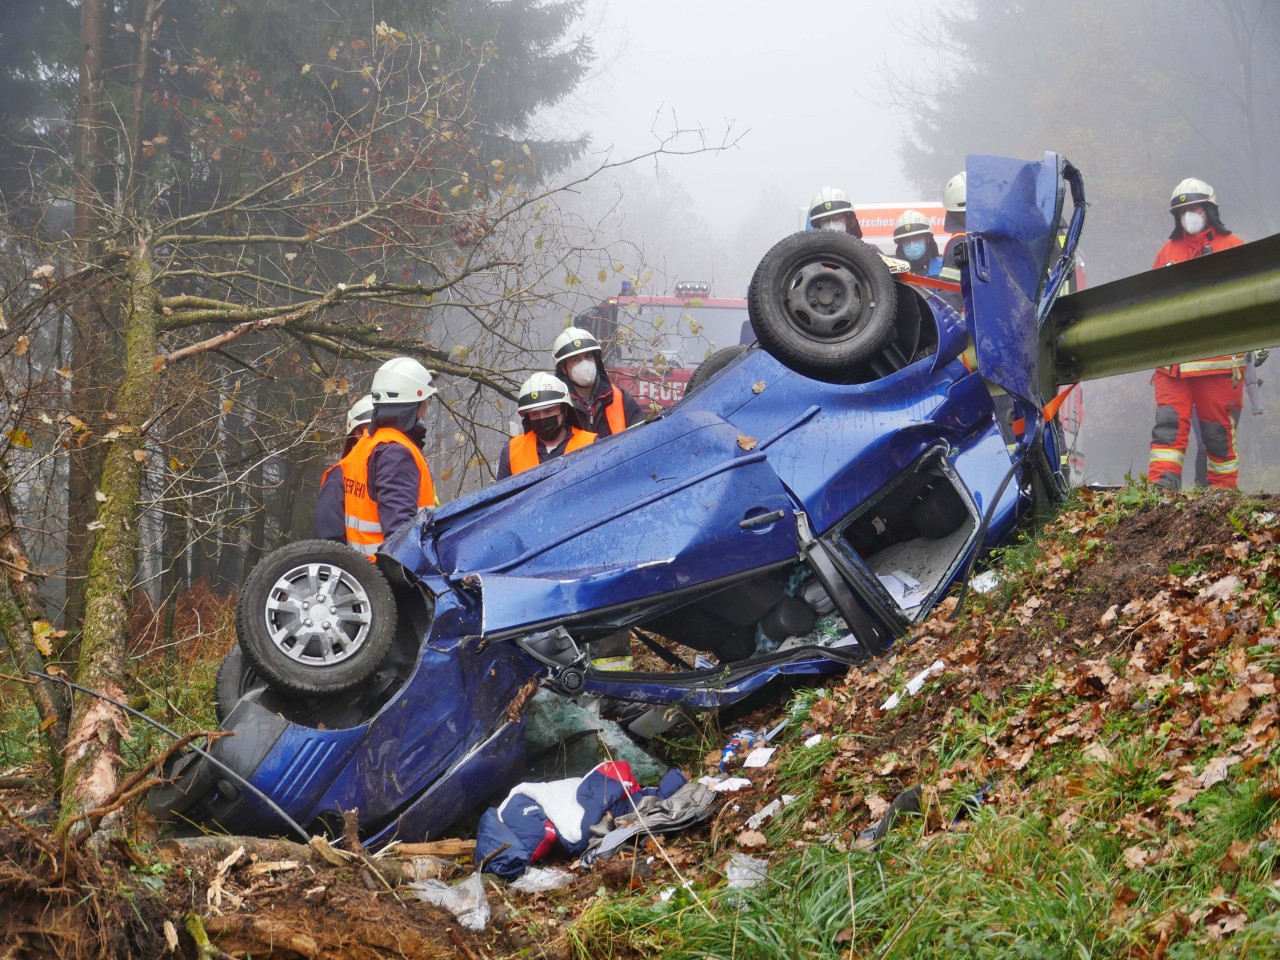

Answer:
[1254,347,1269,368]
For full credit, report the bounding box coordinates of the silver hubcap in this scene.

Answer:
[262,562,372,667]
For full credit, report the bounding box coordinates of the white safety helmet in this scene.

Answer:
[942,172,966,212]
[344,394,374,434]
[517,372,572,414]
[371,357,436,404]
[892,209,933,242]
[807,186,855,225]
[551,327,602,365]
[1170,177,1216,211]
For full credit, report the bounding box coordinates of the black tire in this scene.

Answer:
[748,231,897,381]
[687,344,750,393]
[214,645,267,721]
[236,539,397,696]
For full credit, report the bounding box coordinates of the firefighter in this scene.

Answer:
[892,209,942,276]
[551,327,644,437]
[315,393,373,542]
[940,171,967,273]
[807,186,862,236]
[318,357,438,557]
[495,372,597,481]
[1147,178,1246,491]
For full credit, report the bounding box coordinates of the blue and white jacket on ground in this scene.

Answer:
[477,762,686,880]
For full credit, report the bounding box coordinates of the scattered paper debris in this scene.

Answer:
[880,660,946,711]
[742,747,776,768]
[746,795,796,830]
[699,776,753,793]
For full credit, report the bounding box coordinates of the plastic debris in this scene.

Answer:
[510,867,575,893]
[880,660,946,711]
[969,569,1002,594]
[410,872,490,931]
[803,733,823,748]
[725,853,769,890]
[719,729,758,771]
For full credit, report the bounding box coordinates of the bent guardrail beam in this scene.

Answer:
[1050,232,1280,386]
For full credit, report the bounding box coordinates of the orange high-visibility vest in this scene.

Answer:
[508,428,596,475]
[338,427,434,560]
[603,385,627,436]
[1153,230,1246,378]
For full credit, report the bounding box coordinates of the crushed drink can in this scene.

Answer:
[719,729,758,772]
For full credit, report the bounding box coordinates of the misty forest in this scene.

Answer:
[1,1,1279,957]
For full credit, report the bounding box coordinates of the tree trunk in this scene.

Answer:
[59,250,161,843]
[0,469,70,772]
[66,0,114,634]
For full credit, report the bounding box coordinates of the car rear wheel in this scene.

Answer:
[236,539,397,696]
[748,231,897,380]
[214,645,267,721]
[687,344,750,392]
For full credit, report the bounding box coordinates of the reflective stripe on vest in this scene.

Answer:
[604,385,627,435]
[1159,355,1245,377]
[508,428,596,476]
[338,427,434,560]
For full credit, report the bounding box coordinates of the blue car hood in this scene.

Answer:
[420,406,801,636]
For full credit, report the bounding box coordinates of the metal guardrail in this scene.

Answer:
[1050,232,1280,385]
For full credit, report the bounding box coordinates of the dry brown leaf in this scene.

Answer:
[736,435,757,451]
[864,795,890,821]
[737,829,767,848]
[1198,754,1242,790]
[752,381,766,394]
[1198,576,1241,603]
[1220,687,1254,722]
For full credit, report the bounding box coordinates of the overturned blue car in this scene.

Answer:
[153,152,1089,844]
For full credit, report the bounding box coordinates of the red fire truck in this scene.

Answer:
[577,280,751,413]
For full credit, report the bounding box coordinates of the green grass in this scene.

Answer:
[565,490,1280,959]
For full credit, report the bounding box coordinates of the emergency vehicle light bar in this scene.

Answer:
[674,281,712,298]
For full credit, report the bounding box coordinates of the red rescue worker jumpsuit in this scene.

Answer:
[506,427,596,476]
[1148,228,1245,490]
[339,427,435,559]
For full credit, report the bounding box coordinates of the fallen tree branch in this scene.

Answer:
[158,835,458,884]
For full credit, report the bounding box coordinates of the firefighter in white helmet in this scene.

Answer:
[316,357,438,557]
[806,187,862,236]
[940,171,967,273]
[495,372,597,480]
[551,326,644,437]
[1148,177,1250,491]
[892,209,942,277]
[315,394,374,542]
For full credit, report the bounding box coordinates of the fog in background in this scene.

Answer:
[545,0,1280,491]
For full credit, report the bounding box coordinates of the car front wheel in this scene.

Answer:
[748,231,897,380]
[236,539,397,696]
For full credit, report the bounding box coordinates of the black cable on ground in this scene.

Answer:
[31,671,310,843]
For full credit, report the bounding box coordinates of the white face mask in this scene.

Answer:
[1181,210,1206,235]
[567,356,597,387]
[818,218,846,233]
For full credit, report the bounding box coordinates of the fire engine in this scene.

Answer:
[576,280,751,412]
